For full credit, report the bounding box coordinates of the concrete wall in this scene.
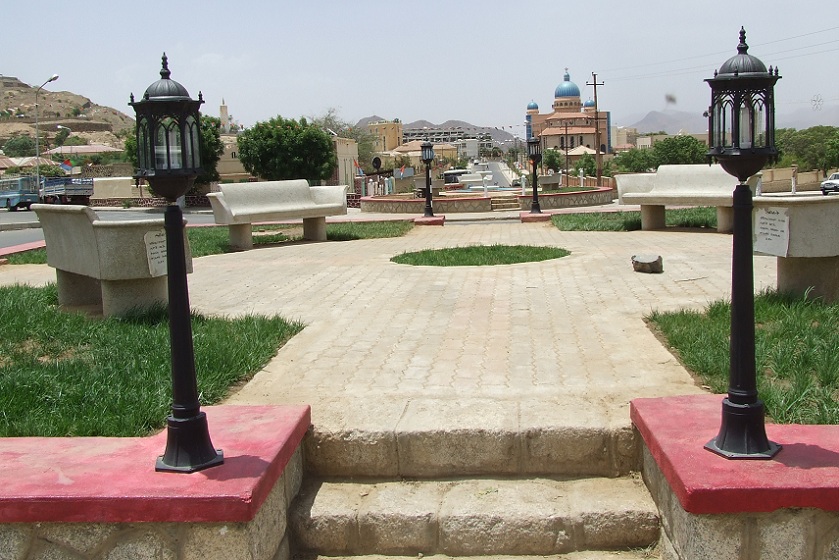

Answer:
[0,448,303,560]
[642,446,839,560]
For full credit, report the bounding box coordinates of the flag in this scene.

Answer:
[399,165,405,179]
[60,159,72,172]
[353,159,365,176]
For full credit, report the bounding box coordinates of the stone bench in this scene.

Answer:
[617,164,760,232]
[32,204,191,317]
[206,180,348,250]
[753,193,839,302]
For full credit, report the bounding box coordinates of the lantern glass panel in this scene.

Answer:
[739,104,753,149]
[155,119,183,170]
[184,115,200,170]
[137,117,150,170]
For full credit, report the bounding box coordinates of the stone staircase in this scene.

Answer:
[490,195,521,211]
[287,400,660,559]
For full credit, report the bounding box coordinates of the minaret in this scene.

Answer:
[220,98,230,134]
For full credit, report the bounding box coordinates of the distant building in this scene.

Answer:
[401,125,493,154]
[526,69,611,162]
[367,120,403,152]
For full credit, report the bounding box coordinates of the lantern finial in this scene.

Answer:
[737,27,748,55]
[160,53,171,80]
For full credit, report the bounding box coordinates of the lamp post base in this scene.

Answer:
[704,398,781,459]
[156,412,224,473]
[530,202,542,214]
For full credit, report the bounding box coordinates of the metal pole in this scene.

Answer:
[34,76,56,196]
[705,181,780,459]
[156,203,224,472]
[530,157,541,213]
[424,161,434,217]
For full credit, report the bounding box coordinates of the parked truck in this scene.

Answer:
[40,177,94,205]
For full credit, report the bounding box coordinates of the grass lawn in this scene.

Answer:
[0,284,303,437]
[648,291,839,425]
[552,207,717,231]
[392,244,569,266]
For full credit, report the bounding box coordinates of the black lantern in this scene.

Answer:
[527,136,542,213]
[704,28,781,460]
[130,54,224,473]
[421,141,435,218]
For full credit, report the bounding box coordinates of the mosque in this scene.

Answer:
[526,70,611,162]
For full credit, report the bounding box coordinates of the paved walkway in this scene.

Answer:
[0,210,778,435]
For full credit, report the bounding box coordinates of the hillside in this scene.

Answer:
[0,75,134,149]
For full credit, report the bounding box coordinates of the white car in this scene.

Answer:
[821,172,839,195]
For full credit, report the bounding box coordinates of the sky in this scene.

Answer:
[4,0,839,137]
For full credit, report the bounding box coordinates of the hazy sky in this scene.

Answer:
[4,0,838,136]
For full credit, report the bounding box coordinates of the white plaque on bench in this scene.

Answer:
[144,230,168,277]
[754,207,790,257]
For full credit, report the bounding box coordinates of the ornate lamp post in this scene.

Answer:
[421,141,435,218]
[130,54,224,473]
[34,74,59,192]
[527,136,542,213]
[704,28,781,459]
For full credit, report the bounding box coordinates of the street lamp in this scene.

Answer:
[34,74,59,193]
[527,136,542,213]
[130,53,224,473]
[704,28,781,459]
[421,141,434,217]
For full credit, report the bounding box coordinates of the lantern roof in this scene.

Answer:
[141,53,193,101]
[715,28,771,78]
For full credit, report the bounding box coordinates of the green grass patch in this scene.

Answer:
[552,207,717,231]
[648,291,839,424]
[0,284,303,437]
[392,244,569,266]
[5,221,414,264]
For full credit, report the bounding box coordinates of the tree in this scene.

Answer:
[651,135,706,167]
[237,116,337,183]
[612,148,655,173]
[55,128,70,147]
[310,108,375,172]
[778,126,839,176]
[542,148,562,172]
[196,116,224,186]
[575,153,597,177]
[3,135,35,157]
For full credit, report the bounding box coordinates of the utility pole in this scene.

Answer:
[587,72,604,186]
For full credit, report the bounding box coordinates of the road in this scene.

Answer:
[0,207,216,251]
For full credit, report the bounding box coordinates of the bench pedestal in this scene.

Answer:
[101,277,168,317]
[56,270,102,309]
[777,255,839,302]
[229,223,254,251]
[303,216,327,241]
[640,205,665,230]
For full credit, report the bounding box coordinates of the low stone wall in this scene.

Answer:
[632,395,839,560]
[361,195,493,213]
[516,187,615,210]
[0,449,303,560]
[643,447,839,560]
[0,405,310,560]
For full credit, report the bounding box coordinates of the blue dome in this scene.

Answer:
[583,98,595,108]
[555,71,580,98]
[527,100,539,110]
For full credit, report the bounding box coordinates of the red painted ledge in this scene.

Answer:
[631,394,839,515]
[414,215,446,226]
[0,405,310,524]
[520,211,552,223]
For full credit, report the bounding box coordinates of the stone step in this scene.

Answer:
[293,552,657,560]
[290,477,659,557]
[302,397,639,479]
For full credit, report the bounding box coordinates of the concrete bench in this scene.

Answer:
[617,164,760,232]
[32,204,191,317]
[753,193,839,302]
[206,180,348,250]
